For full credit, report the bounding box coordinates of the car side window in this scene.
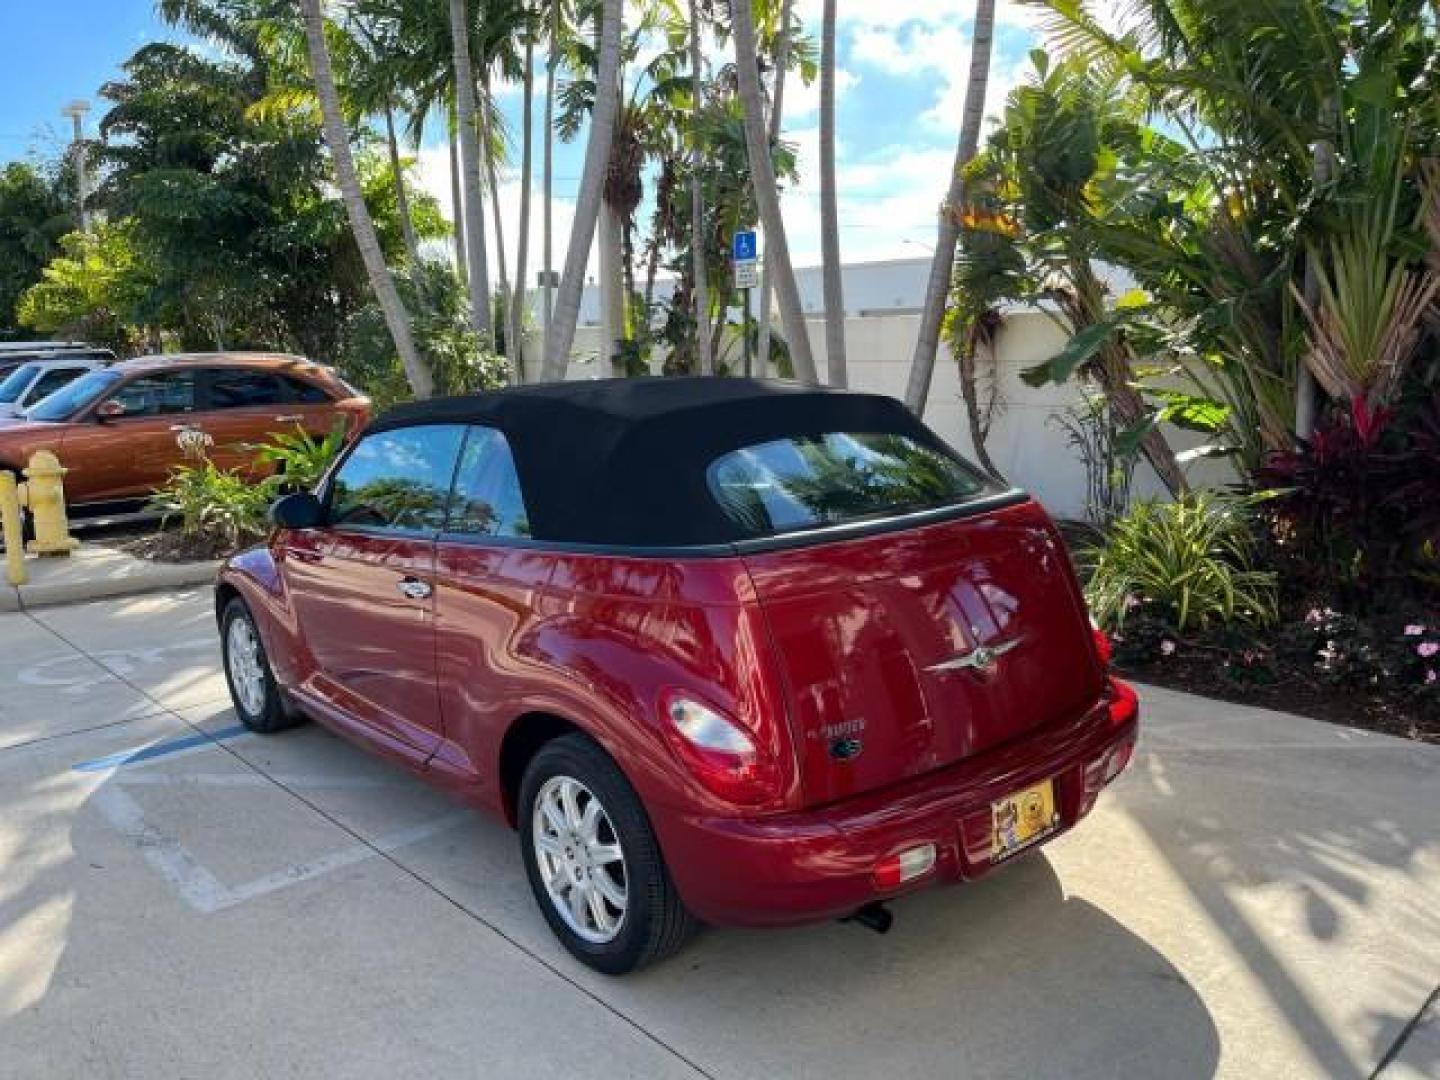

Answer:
[281,375,333,404]
[208,369,285,409]
[328,424,466,534]
[106,371,198,417]
[446,426,531,538]
[29,367,86,402]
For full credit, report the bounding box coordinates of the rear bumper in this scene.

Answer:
[654,679,1139,927]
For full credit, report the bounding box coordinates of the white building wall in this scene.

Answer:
[522,310,1235,521]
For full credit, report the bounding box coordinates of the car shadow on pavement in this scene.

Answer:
[601,852,1222,1080]
[1,713,1222,1080]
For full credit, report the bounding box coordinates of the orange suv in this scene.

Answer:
[0,353,370,515]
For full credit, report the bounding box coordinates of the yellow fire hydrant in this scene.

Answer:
[21,451,79,557]
[0,451,80,583]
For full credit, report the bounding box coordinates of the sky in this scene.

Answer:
[0,1,1043,281]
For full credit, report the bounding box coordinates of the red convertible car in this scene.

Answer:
[217,378,1138,973]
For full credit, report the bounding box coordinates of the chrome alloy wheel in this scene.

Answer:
[226,614,266,718]
[532,775,628,944]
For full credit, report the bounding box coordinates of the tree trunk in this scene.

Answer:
[543,0,623,381]
[384,103,422,267]
[510,25,535,385]
[300,0,431,399]
[542,0,558,360]
[754,0,792,378]
[818,0,846,387]
[957,333,1006,480]
[480,77,513,362]
[596,14,625,377]
[449,117,467,283]
[450,0,492,339]
[600,204,625,375]
[1296,102,1338,440]
[903,0,994,416]
[1096,354,1188,497]
[730,0,817,384]
[688,0,713,376]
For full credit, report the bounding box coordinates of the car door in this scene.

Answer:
[199,367,299,478]
[282,423,467,761]
[431,426,542,784]
[57,368,201,503]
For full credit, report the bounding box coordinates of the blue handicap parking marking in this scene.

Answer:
[73,723,250,773]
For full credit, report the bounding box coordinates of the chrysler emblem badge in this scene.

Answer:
[925,634,1023,677]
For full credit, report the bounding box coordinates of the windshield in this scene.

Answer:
[0,364,38,404]
[708,431,995,540]
[25,369,121,422]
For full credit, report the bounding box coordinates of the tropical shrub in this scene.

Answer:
[1257,394,1440,609]
[253,423,346,493]
[148,459,272,558]
[1084,492,1279,636]
[341,262,508,407]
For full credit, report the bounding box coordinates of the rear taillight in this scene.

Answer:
[873,844,937,890]
[661,693,782,807]
[1107,677,1138,729]
[1091,621,1113,667]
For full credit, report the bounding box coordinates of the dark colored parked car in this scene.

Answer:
[216,378,1138,973]
[0,352,369,515]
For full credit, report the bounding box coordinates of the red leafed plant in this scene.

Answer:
[1258,394,1440,611]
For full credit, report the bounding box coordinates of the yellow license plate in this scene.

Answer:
[990,778,1059,862]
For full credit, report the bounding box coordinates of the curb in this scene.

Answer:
[0,558,220,612]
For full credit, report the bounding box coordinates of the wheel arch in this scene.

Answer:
[497,711,588,827]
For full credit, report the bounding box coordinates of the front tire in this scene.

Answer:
[519,734,697,974]
[220,598,301,734]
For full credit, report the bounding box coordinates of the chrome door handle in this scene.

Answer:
[274,414,304,423]
[169,423,201,431]
[397,577,432,601]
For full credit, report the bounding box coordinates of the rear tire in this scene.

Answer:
[519,734,698,974]
[220,598,302,734]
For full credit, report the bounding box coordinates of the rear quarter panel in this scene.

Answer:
[432,545,798,820]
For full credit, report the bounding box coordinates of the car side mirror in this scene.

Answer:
[95,399,126,422]
[271,491,324,530]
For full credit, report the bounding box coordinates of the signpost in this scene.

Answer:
[733,230,759,375]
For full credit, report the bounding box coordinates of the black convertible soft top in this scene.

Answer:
[371,377,978,548]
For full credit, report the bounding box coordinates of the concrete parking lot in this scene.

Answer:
[1,590,1437,1079]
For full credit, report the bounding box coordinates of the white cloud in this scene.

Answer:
[412,144,597,289]
[783,68,860,124]
[847,8,1034,135]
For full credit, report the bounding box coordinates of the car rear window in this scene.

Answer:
[707,432,994,539]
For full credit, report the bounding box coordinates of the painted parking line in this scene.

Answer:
[72,723,249,773]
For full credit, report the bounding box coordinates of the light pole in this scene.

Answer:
[61,100,91,231]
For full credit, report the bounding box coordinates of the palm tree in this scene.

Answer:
[543,0,624,380]
[300,0,432,398]
[730,0,817,384]
[754,0,793,376]
[818,0,845,387]
[448,108,467,280]
[903,0,994,416]
[687,0,712,375]
[510,10,536,384]
[542,0,561,357]
[450,0,493,338]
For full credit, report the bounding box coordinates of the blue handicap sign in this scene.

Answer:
[732,230,758,262]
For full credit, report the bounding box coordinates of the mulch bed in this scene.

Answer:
[1116,654,1439,744]
[88,522,243,564]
